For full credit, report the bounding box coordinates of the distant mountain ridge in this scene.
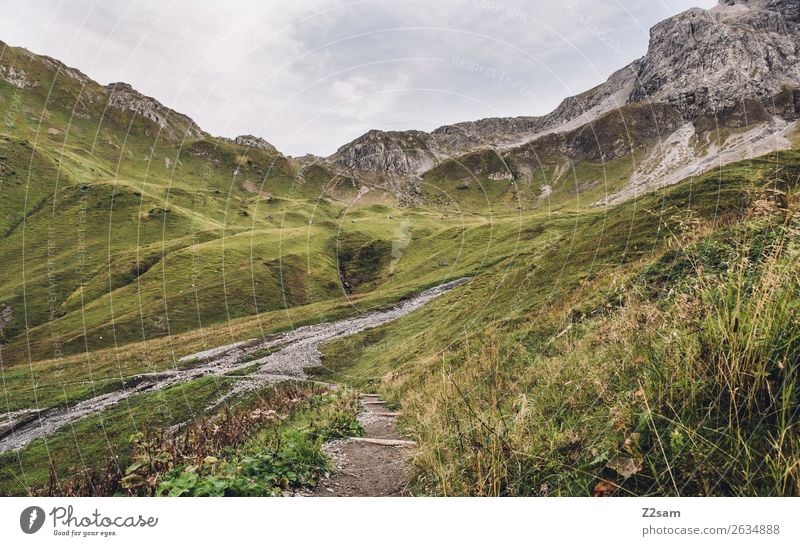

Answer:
[2,0,799,205]
[331,0,800,203]
[328,61,643,176]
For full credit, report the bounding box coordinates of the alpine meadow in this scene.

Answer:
[1,0,800,500]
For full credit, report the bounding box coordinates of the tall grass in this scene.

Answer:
[401,183,800,496]
[641,189,800,496]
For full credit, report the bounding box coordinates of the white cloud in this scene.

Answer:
[0,0,718,156]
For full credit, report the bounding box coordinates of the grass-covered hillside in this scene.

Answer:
[1,37,799,497]
[0,38,468,365]
[0,39,571,494]
[322,151,800,496]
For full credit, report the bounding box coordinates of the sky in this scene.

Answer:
[0,0,718,156]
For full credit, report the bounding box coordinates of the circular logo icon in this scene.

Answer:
[20,506,45,534]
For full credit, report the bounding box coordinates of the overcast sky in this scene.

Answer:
[0,0,717,156]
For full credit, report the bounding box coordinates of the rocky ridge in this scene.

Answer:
[3,1,799,204]
[233,134,277,152]
[104,82,207,140]
[0,39,210,142]
[332,0,800,198]
[330,62,642,176]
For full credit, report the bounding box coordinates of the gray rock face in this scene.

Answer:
[0,305,11,336]
[332,129,439,174]
[105,82,206,140]
[333,0,800,178]
[0,65,36,89]
[432,115,544,152]
[234,134,277,152]
[629,0,800,116]
[716,0,800,22]
[333,62,642,175]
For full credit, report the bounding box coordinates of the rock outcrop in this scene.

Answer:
[629,0,800,116]
[0,64,37,89]
[331,129,439,174]
[332,0,800,185]
[104,82,206,140]
[234,134,277,152]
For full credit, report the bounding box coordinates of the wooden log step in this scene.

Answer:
[372,412,400,417]
[347,437,416,447]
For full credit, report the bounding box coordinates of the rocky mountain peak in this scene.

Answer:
[715,0,800,21]
[629,0,799,116]
[234,135,277,152]
[332,0,800,179]
[331,129,439,175]
[105,82,206,140]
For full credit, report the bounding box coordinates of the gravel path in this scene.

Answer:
[310,394,414,497]
[0,279,467,453]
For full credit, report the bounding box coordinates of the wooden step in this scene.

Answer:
[361,400,387,405]
[372,412,400,417]
[347,437,416,447]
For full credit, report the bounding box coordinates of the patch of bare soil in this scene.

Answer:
[240,179,272,198]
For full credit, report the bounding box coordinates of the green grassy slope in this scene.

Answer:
[421,104,685,212]
[0,40,411,364]
[320,151,800,496]
[3,38,799,498]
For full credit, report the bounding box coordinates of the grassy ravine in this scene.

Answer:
[36,384,362,497]
[319,152,800,496]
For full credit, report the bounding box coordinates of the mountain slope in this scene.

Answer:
[0,40,418,364]
[332,0,800,207]
[0,40,207,142]
[2,0,800,363]
[1,3,800,497]
[321,149,800,496]
[330,61,643,176]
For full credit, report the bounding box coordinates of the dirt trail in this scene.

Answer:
[0,279,467,454]
[312,394,415,497]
